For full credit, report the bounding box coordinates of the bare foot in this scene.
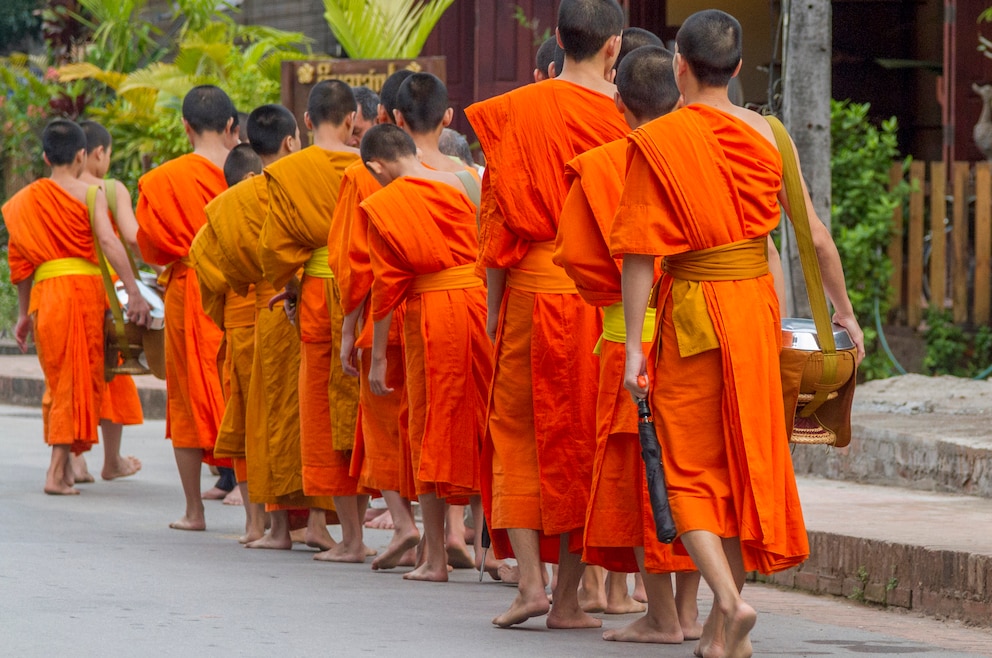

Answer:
[44,482,80,495]
[723,602,756,658]
[364,506,386,523]
[70,455,95,483]
[239,526,265,544]
[364,544,378,557]
[169,515,206,531]
[547,606,603,630]
[313,543,368,563]
[364,510,395,530]
[305,527,337,551]
[695,609,724,658]
[605,595,647,615]
[603,615,685,643]
[223,487,243,506]
[579,588,607,614]
[446,541,475,569]
[289,528,307,544]
[682,618,704,641]
[497,563,520,585]
[403,562,449,582]
[372,529,420,570]
[101,455,141,481]
[492,590,551,627]
[246,532,293,550]
[202,486,228,501]
[476,550,504,581]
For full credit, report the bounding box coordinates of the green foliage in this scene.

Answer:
[0,0,40,51]
[322,0,455,58]
[831,99,909,380]
[513,5,552,46]
[74,0,166,72]
[0,251,17,336]
[922,310,992,377]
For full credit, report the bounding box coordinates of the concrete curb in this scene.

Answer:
[0,374,166,420]
[754,530,992,627]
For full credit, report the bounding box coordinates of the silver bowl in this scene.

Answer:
[782,318,855,351]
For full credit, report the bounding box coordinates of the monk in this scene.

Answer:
[189,143,266,542]
[612,11,865,658]
[136,84,235,530]
[258,80,368,563]
[361,123,492,582]
[76,120,144,483]
[465,0,630,629]
[216,104,340,551]
[533,36,563,82]
[3,119,150,495]
[348,86,379,147]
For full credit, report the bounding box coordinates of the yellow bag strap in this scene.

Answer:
[453,169,481,231]
[87,185,132,363]
[103,179,141,278]
[765,116,837,416]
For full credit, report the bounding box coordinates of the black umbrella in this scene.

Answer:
[636,394,677,544]
[478,518,491,582]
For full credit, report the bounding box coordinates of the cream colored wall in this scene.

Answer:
[667,1,776,107]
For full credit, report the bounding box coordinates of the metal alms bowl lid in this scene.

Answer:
[114,280,165,331]
[782,317,856,351]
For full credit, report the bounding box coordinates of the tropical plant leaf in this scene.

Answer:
[58,62,127,89]
[322,0,454,59]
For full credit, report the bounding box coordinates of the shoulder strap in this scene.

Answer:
[765,116,838,416]
[87,185,132,365]
[453,169,482,231]
[102,178,140,277]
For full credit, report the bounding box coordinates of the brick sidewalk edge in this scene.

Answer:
[0,375,166,420]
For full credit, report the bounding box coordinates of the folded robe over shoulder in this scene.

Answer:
[363,177,492,500]
[136,153,227,463]
[259,146,361,497]
[3,179,105,453]
[610,104,808,575]
[555,139,693,575]
[466,79,629,562]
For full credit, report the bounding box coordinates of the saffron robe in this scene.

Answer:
[363,177,492,499]
[3,179,104,453]
[258,146,361,498]
[101,376,144,426]
[328,160,411,498]
[610,104,808,574]
[136,153,226,463]
[466,79,629,561]
[554,139,694,574]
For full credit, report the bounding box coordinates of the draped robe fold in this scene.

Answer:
[3,180,104,453]
[554,139,695,575]
[610,105,808,574]
[362,177,491,499]
[466,79,629,561]
[258,146,360,498]
[135,153,227,464]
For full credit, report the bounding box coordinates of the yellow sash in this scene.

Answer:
[596,300,656,350]
[303,246,333,279]
[33,257,101,283]
[506,240,577,294]
[656,237,768,357]
[409,263,482,294]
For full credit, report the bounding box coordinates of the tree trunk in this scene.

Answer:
[781,0,832,318]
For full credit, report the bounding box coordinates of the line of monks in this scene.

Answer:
[3,3,865,656]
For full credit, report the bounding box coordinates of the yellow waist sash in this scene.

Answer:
[33,258,100,283]
[303,246,334,279]
[506,240,577,294]
[409,263,482,294]
[656,237,768,357]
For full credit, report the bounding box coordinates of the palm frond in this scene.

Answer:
[322,0,454,59]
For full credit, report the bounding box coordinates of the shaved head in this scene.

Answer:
[306,79,356,127]
[247,104,298,156]
[395,73,448,134]
[379,70,415,125]
[182,85,236,134]
[361,123,417,164]
[676,9,742,88]
[223,143,263,187]
[556,0,624,62]
[79,120,112,153]
[42,119,86,166]
[616,46,680,121]
[615,27,663,71]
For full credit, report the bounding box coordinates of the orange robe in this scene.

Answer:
[259,146,361,498]
[466,79,629,561]
[554,139,694,575]
[363,177,492,499]
[100,376,144,426]
[328,161,412,498]
[218,177,327,508]
[3,179,104,453]
[610,105,808,574]
[136,153,227,464]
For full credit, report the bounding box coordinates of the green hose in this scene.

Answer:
[873,297,907,375]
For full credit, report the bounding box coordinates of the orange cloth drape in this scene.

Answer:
[466,80,629,562]
[610,104,807,575]
[3,180,104,452]
[363,178,491,499]
[136,154,227,464]
[101,375,144,426]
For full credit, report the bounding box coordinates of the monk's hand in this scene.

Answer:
[268,290,298,325]
[832,311,866,366]
[340,331,359,378]
[486,313,498,343]
[127,292,153,328]
[14,314,32,353]
[368,353,393,396]
[623,348,649,402]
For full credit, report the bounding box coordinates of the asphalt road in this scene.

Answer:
[1,404,989,658]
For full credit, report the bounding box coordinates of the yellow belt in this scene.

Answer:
[303,246,333,279]
[656,237,768,357]
[506,240,577,294]
[33,258,100,283]
[409,263,482,294]
[596,301,656,353]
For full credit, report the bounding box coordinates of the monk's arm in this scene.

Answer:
[369,310,394,395]
[113,181,141,256]
[621,254,655,400]
[93,190,151,327]
[14,280,32,352]
[766,235,787,317]
[486,268,506,342]
[341,296,366,378]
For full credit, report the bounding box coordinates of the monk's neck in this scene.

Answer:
[557,57,615,98]
[410,133,455,171]
[49,166,81,188]
[191,133,230,170]
[311,125,355,154]
[682,85,736,114]
[80,172,105,185]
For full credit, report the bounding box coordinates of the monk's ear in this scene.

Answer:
[365,160,384,176]
[614,92,626,115]
[376,104,389,124]
[303,112,314,132]
[731,59,743,79]
[442,107,453,128]
[43,152,52,168]
[393,109,406,128]
[555,27,563,50]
